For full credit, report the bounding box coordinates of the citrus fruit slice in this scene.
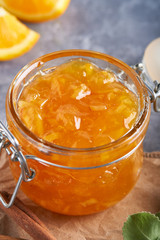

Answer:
[0,7,40,61]
[0,0,71,22]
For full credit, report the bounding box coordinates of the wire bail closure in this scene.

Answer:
[131,63,160,112]
[0,121,35,208]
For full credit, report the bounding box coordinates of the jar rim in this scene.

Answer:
[8,49,151,154]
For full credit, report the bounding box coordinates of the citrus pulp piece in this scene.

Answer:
[0,7,40,61]
[0,0,71,22]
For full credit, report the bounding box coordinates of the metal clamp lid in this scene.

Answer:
[132,63,160,112]
[0,121,35,208]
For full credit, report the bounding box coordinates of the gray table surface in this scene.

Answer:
[0,0,159,152]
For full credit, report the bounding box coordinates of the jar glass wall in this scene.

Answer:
[6,50,151,215]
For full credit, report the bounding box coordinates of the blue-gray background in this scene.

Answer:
[0,0,160,151]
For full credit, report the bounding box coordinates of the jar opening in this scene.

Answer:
[7,50,150,155]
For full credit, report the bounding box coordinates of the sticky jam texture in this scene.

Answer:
[18,59,138,148]
[8,58,143,215]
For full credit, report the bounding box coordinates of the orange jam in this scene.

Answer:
[18,59,138,148]
[7,58,145,215]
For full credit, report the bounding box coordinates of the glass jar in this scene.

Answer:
[2,50,151,215]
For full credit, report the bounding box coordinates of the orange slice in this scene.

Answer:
[0,7,40,61]
[0,0,71,22]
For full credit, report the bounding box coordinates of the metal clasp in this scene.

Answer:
[131,63,160,112]
[0,121,35,208]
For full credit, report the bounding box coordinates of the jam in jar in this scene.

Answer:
[6,50,151,215]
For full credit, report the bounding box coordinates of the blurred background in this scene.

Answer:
[0,0,160,151]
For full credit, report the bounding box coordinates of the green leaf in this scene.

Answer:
[155,213,160,221]
[123,212,160,240]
